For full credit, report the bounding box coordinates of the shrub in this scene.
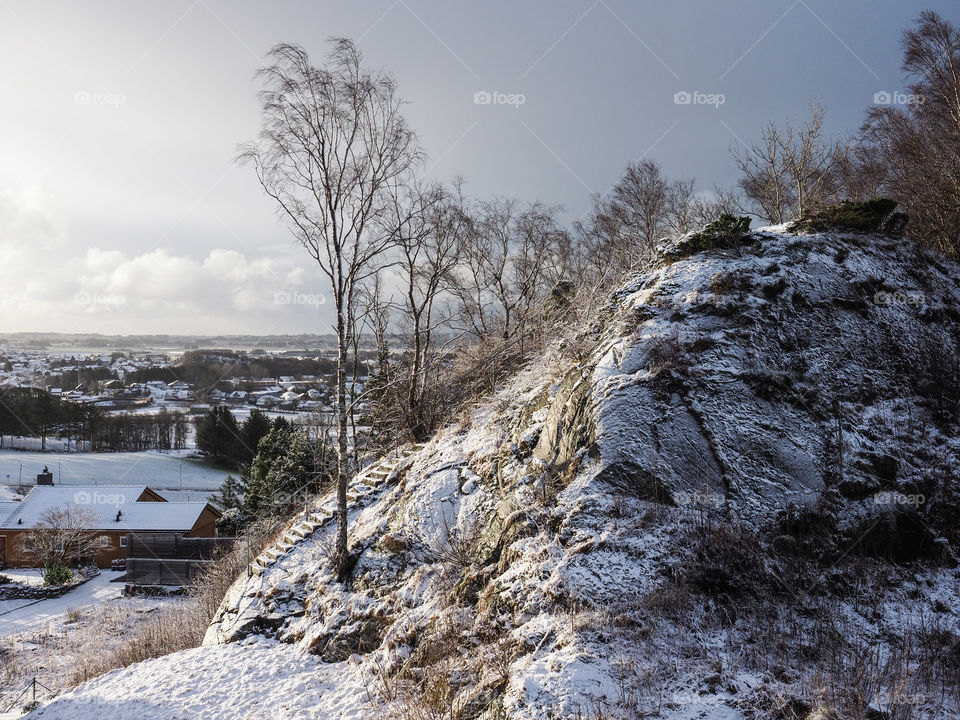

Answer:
[647,333,691,376]
[683,519,769,604]
[771,502,838,560]
[43,563,73,586]
[790,198,907,234]
[669,213,753,257]
[761,277,790,299]
[710,269,753,295]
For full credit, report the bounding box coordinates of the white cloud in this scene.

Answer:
[0,191,331,334]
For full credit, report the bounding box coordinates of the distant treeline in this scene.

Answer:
[46,366,116,390]
[90,409,191,452]
[0,387,188,452]
[125,350,371,390]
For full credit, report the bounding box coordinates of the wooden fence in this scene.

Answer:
[124,533,236,587]
[127,533,235,560]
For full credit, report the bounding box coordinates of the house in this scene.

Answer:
[256,394,281,408]
[0,485,220,569]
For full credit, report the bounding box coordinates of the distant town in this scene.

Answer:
[0,333,387,454]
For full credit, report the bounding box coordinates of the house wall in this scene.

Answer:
[185,506,220,538]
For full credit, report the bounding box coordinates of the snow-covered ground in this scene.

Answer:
[0,451,227,491]
[0,568,44,586]
[0,573,182,718]
[0,571,126,638]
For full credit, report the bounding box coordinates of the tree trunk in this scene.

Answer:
[408,311,422,440]
[335,304,350,578]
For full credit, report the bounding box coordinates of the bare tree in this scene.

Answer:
[859,11,960,256]
[383,181,464,438]
[19,506,100,572]
[240,39,422,576]
[608,159,670,264]
[664,177,697,236]
[733,121,794,223]
[733,103,845,222]
[451,197,567,347]
[664,181,741,235]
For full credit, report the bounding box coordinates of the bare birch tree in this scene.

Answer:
[860,11,960,256]
[383,181,464,438]
[239,39,422,576]
[733,103,845,223]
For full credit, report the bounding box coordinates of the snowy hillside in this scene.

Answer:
[30,227,960,719]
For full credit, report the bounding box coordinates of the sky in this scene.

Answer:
[0,0,955,335]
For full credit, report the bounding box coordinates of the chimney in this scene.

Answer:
[36,471,54,486]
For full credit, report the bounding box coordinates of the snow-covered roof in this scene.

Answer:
[0,485,215,532]
[0,501,20,525]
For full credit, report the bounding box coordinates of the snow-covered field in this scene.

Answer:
[0,451,228,491]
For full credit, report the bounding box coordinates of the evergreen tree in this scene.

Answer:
[195,406,242,466]
[240,408,272,464]
[213,474,244,511]
[241,424,294,517]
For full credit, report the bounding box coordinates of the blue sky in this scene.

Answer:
[0,0,955,334]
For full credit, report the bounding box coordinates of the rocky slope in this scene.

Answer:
[31,226,960,720]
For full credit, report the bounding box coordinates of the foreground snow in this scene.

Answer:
[27,638,372,720]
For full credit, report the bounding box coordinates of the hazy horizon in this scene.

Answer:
[1,0,953,334]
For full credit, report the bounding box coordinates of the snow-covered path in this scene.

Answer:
[0,571,125,637]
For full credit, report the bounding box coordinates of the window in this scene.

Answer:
[100,535,112,548]
[119,535,128,548]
